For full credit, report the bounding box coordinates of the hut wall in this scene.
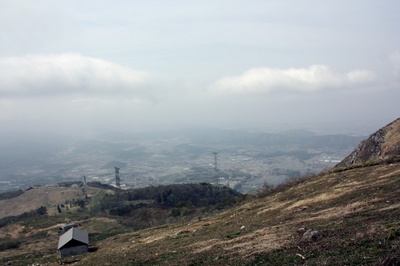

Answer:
[59,244,88,258]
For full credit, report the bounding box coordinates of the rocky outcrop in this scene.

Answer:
[336,118,400,167]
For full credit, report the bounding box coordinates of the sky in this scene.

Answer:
[0,0,399,137]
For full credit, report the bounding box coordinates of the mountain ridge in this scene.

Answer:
[336,118,400,167]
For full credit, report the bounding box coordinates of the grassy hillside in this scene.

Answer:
[0,185,109,218]
[1,161,400,265]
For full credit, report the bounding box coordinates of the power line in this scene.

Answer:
[114,167,121,188]
[212,152,219,178]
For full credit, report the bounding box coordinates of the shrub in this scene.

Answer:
[0,239,21,251]
[0,189,24,200]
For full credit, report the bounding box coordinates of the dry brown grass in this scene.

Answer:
[0,186,102,218]
[47,162,393,265]
[2,162,400,265]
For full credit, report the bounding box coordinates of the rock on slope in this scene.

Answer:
[336,118,400,167]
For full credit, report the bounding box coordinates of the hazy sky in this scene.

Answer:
[0,0,399,136]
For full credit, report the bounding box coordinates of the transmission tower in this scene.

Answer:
[83,175,87,186]
[212,152,219,178]
[114,167,121,188]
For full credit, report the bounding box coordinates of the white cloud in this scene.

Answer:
[0,53,150,98]
[212,65,376,95]
[346,70,376,84]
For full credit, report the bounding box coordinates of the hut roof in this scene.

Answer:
[58,227,89,249]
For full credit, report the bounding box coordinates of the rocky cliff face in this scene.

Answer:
[336,118,400,167]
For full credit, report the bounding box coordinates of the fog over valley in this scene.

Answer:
[0,128,365,193]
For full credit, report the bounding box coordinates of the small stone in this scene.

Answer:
[301,228,320,241]
[297,227,307,233]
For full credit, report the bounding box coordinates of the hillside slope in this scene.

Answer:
[2,161,399,265]
[336,118,400,167]
[0,185,108,219]
[77,162,400,265]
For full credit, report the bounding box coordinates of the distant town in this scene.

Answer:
[0,128,364,193]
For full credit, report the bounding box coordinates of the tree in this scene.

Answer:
[36,206,47,215]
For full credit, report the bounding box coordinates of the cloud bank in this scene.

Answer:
[213,65,375,95]
[0,53,149,98]
[0,51,396,136]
